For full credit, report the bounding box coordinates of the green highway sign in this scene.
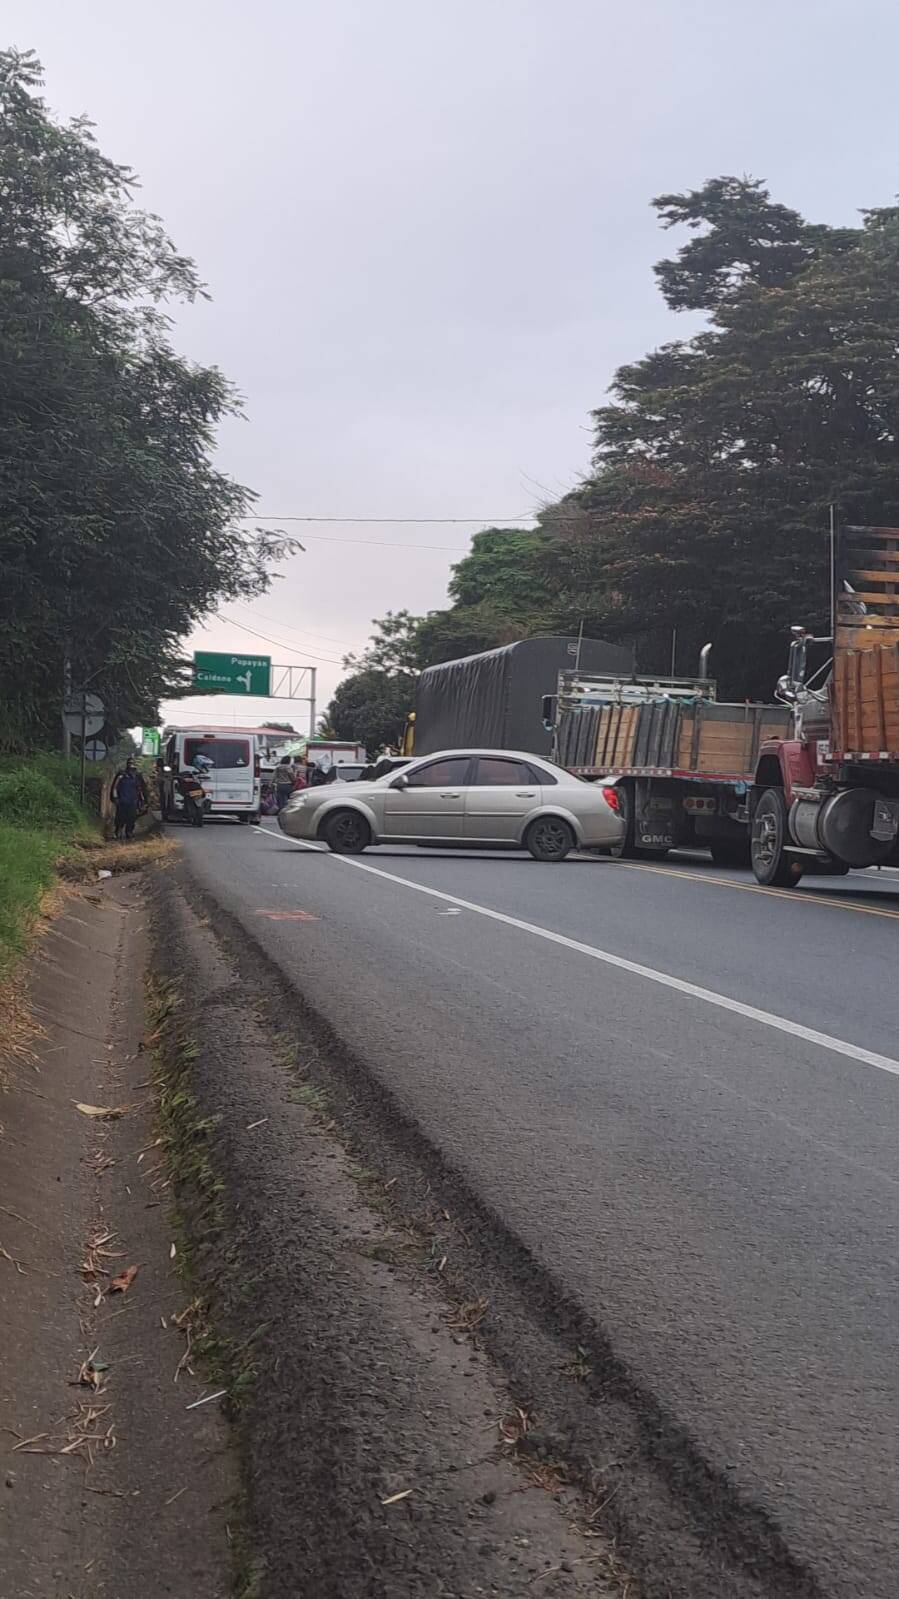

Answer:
[193,651,271,695]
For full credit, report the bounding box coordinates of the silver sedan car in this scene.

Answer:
[278,748,623,861]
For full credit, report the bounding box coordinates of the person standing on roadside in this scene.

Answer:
[111,757,148,842]
[275,755,295,812]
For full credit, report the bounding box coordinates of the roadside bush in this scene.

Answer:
[0,766,83,832]
[0,822,59,971]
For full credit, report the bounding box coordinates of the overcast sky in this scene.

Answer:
[9,0,899,730]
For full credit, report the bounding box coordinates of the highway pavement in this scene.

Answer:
[178,822,899,1597]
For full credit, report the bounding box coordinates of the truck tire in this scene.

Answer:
[321,808,371,855]
[709,838,751,869]
[525,816,575,862]
[751,789,802,887]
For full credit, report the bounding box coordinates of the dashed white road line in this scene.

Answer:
[254,828,899,1081]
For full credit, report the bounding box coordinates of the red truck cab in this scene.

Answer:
[750,526,899,885]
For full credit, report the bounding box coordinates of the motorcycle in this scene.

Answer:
[176,765,209,827]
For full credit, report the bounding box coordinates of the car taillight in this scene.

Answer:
[601,785,620,812]
[254,755,261,777]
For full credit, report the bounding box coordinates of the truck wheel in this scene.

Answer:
[322,809,371,855]
[751,789,802,887]
[525,816,575,862]
[709,839,751,869]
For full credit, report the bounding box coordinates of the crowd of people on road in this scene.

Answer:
[263,755,338,815]
[261,748,402,813]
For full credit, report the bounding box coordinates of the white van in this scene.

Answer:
[161,729,261,823]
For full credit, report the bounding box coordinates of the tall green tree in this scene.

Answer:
[327,613,421,753]
[0,50,293,750]
[415,527,554,665]
[538,178,899,696]
[327,669,413,754]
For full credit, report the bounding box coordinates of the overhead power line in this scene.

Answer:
[238,512,580,551]
[232,604,353,650]
[298,532,468,551]
[215,613,345,666]
[242,514,540,524]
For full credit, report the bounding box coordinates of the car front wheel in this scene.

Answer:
[321,808,371,855]
[525,816,575,863]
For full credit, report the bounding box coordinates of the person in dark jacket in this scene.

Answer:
[111,758,148,842]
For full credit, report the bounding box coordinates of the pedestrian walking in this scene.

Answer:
[111,757,148,842]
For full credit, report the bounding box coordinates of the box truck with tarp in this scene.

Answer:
[407,635,634,759]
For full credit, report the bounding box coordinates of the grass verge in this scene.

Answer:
[0,821,62,977]
[0,756,171,1077]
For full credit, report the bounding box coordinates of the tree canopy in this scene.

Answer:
[327,614,420,753]
[327,175,899,734]
[0,50,292,751]
[342,178,899,706]
[549,177,899,694]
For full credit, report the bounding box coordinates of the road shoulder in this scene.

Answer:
[0,874,235,1599]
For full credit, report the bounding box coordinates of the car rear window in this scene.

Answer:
[474,758,538,786]
[184,738,251,769]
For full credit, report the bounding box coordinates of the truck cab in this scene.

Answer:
[750,525,899,885]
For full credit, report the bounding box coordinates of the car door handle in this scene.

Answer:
[439,791,461,798]
[516,790,537,797]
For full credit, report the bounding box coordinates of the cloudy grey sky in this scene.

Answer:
[8,0,899,728]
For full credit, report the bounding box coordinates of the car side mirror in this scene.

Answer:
[392,772,410,790]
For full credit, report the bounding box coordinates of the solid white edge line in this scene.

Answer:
[256,828,899,1079]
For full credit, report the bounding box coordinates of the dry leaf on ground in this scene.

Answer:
[109,1265,138,1294]
[73,1102,128,1120]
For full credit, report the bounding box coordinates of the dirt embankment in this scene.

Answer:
[0,873,234,1599]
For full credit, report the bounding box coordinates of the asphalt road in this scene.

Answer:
[179,822,899,1597]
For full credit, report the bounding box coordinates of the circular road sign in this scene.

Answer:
[62,692,105,738]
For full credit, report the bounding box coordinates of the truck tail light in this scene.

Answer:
[601,785,620,812]
[254,754,261,778]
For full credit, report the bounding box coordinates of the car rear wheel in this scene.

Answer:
[525,816,575,862]
[322,808,371,855]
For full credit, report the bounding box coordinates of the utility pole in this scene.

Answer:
[574,620,584,672]
[62,650,72,757]
[309,666,317,737]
